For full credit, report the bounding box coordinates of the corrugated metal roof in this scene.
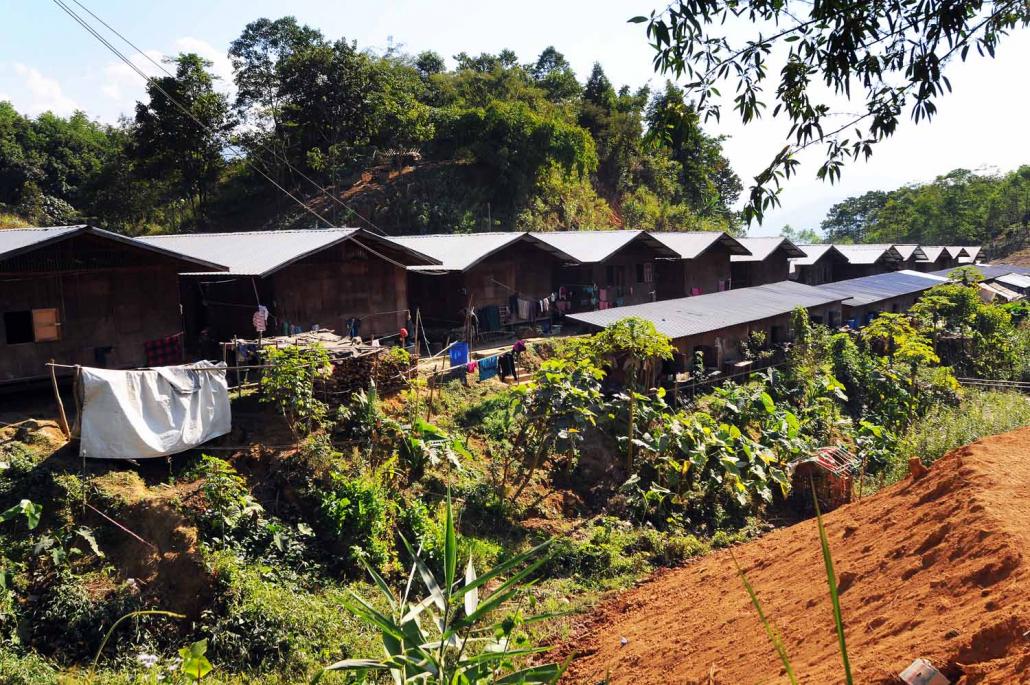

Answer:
[566,280,846,340]
[944,246,970,259]
[731,236,806,262]
[930,263,1030,280]
[790,244,842,267]
[649,231,751,258]
[962,246,983,261]
[529,230,678,263]
[814,270,947,307]
[390,232,576,272]
[0,226,83,258]
[833,244,904,265]
[0,225,226,269]
[995,272,1030,290]
[140,228,438,277]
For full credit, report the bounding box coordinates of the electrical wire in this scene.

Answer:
[68,0,390,237]
[51,0,383,235]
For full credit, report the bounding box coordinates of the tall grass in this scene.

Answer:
[896,390,1030,479]
[0,212,32,229]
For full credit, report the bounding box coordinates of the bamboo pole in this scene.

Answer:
[49,358,71,439]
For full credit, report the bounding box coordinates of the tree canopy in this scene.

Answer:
[820,165,1030,246]
[634,0,1030,224]
[0,18,746,235]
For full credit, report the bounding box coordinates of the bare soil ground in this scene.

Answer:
[561,427,1030,684]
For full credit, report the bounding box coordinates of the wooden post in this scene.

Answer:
[49,359,71,439]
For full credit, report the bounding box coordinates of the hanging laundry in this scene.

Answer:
[479,305,501,332]
[512,339,527,355]
[252,305,269,334]
[478,355,499,381]
[346,317,361,338]
[79,361,231,460]
[450,342,470,368]
[599,288,608,302]
[144,333,183,367]
[466,360,478,374]
[498,352,519,382]
[517,298,532,321]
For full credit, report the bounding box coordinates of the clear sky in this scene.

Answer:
[1,0,1027,234]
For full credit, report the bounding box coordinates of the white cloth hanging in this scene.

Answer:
[79,361,231,460]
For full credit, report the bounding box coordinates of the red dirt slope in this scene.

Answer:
[563,428,1030,684]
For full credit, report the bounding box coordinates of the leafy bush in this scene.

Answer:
[203,552,377,676]
[261,345,334,437]
[318,471,392,569]
[26,569,144,662]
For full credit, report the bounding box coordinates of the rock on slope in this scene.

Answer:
[562,427,1030,684]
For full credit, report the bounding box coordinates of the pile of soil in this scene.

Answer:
[562,427,1030,684]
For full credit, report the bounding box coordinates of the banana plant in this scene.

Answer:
[313,495,566,684]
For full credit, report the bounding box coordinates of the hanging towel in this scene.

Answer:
[466,360,478,373]
[599,288,608,302]
[252,305,269,333]
[450,342,470,368]
[498,352,519,381]
[517,299,531,321]
[478,355,499,381]
[479,305,502,332]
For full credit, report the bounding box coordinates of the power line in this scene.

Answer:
[52,0,334,230]
[54,0,388,235]
[69,0,387,236]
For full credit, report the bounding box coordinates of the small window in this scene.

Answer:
[4,311,33,344]
[643,263,654,283]
[3,308,60,344]
[636,264,645,283]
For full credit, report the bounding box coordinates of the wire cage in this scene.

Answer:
[790,446,862,513]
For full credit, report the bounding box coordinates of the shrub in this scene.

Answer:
[318,471,392,569]
[204,552,378,676]
[261,344,334,437]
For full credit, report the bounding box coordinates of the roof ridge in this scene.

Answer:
[0,225,86,232]
[393,232,522,239]
[142,228,360,238]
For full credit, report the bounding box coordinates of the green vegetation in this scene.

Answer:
[0,16,742,234]
[637,1,1029,223]
[820,165,1030,248]
[1,287,1029,682]
[898,390,1030,476]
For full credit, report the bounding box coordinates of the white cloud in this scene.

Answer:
[101,49,164,102]
[4,63,78,115]
[174,37,234,91]
[94,37,235,120]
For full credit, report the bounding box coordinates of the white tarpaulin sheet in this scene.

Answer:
[79,361,231,459]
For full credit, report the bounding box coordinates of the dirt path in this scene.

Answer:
[561,428,1030,684]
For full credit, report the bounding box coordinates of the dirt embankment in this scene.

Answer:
[562,428,1030,684]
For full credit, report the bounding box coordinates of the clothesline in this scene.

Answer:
[45,362,278,372]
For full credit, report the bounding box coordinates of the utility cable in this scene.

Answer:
[52,0,370,234]
[69,0,389,236]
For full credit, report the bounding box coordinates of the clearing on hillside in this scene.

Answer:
[562,427,1030,684]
